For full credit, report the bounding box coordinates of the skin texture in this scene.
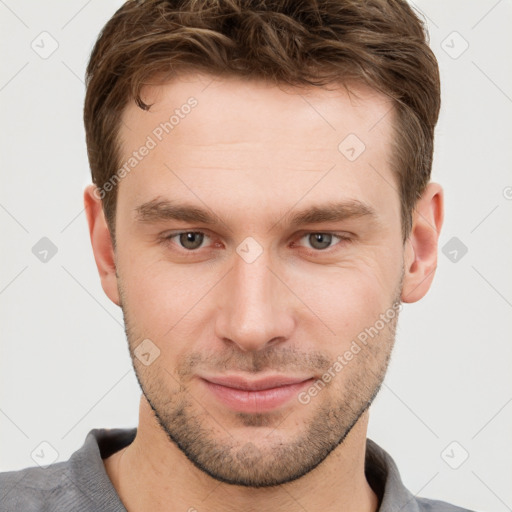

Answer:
[85,73,443,512]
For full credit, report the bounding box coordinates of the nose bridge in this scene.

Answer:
[215,243,294,352]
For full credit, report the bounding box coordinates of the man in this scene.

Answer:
[0,0,475,511]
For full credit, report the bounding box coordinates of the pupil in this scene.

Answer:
[310,233,331,250]
[180,232,203,250]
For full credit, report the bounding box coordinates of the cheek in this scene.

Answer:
[286,253,402,339]
[118,254,221,343]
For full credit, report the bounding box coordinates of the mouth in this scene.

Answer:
[199,374,315,413]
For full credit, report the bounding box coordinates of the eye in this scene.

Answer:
[297,232,350,251]
[164,231,210,251]
[160,230,351,254]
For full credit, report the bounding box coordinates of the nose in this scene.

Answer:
[214,245,295,353]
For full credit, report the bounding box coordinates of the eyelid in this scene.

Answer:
[159,230,214,250]
[160,229,353,254]
[293,231,353,251]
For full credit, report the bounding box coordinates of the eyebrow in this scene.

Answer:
[134,197,377,230]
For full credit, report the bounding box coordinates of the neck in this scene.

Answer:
[104,397,379,512]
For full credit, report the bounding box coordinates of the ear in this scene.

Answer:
[84,184,120,306]
[401,182,444,303]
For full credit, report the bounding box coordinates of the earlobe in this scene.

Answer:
[401,182,444,303]
[84,184,120,306]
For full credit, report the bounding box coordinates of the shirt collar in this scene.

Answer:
[365,437,421,511]
[68,427,420,511]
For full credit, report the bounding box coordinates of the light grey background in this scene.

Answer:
[1,1,511,511]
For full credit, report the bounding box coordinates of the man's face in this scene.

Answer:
[114,74,404,486]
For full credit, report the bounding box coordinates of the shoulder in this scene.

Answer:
[0,428,134,512]
[415,496,478,512]
[365,438,478,512]
[0,461,75,512]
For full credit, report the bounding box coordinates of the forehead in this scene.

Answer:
[116,73,398,228]
[123,73,393,148]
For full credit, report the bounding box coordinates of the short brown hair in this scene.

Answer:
[84,0,440,241]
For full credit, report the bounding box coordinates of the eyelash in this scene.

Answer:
[160,230,352,255]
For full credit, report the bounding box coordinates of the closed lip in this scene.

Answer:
[200,374,314,391]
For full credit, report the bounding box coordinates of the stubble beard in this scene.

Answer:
[119,281,401,487]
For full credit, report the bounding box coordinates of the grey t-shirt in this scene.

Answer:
[0,428,475,511]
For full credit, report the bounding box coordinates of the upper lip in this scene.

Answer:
[201,374,313,391]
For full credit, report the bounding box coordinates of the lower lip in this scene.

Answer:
[201,379,313,413]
